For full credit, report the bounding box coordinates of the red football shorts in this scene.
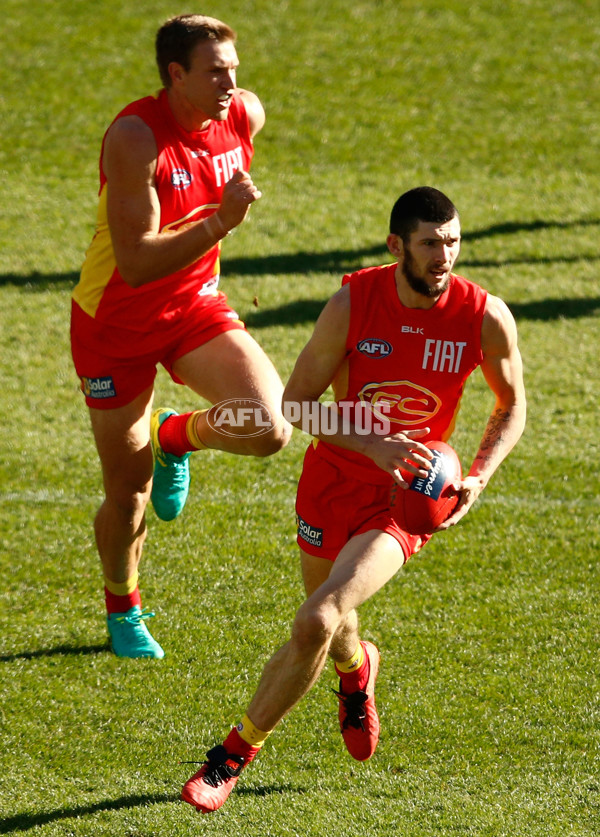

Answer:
[296,443,430,563]
[70,294,246,409]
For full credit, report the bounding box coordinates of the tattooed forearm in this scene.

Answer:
[470,405,524,483]
[480,408,511,452]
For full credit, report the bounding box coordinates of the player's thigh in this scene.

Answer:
[310,529,406,617]
[300,549,335,598]
[89,385,154,497]
[172,329,284,410]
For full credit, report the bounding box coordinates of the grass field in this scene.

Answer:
[1,0,599,834]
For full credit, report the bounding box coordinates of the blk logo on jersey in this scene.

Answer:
[358,380,442,426]
[357,338,393,358]
[171,168,192,189]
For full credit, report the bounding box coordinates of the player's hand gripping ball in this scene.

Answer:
[394,440,462,535]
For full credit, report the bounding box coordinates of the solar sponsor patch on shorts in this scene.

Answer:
[297,514,323,548]
[81,376,117,399]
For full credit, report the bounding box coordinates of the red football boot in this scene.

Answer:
[334,641,380,761]
[181,742,256,813]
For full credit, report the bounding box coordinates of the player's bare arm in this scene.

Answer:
[238,88,266,138]
[104,115,261,287]
[283,287,432,482]
[437,294,526,529]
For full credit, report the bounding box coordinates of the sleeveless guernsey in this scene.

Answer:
[316,263,488,483]
[73,88,253,329]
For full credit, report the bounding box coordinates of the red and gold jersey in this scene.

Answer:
[72,88,254,329]
[317,263,488,482]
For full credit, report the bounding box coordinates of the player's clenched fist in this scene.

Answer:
[218,169,262,231]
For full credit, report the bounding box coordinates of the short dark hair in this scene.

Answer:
[389,187,458,242]
[156,14,237,88]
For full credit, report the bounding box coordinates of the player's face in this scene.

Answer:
[172,39,239,124]
[402,217,461,299]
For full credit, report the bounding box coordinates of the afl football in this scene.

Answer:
[394,440,462,535]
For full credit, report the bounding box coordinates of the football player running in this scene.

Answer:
[181,187,526,812]
[70,15,291,659]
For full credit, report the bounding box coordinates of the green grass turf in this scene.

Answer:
[1,0,599,834]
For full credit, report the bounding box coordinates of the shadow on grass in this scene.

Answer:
[236,782,307,798]
[507,297,600,321]
[1,216,598,291]
[244,298,327,329]
[2,271,597,328]
[0,643,108,664]
[0,785,306,833]
[0,270,80,289]
[244,294,600,328]
[0,793,178,834]
[461,253,600,269]
[462,216,600,240]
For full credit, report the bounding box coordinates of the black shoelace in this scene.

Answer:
[200,745,245,787]
[334,688,368,731]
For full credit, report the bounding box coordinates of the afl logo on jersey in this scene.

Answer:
[357,338,393,358]
[171,168,192,189]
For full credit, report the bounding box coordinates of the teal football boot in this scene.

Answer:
[107,606,165,659]
[150,408,191,521]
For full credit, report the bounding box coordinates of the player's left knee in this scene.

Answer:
[292,601,338,649]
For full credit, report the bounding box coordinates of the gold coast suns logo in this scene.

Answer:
[358,380,442,426]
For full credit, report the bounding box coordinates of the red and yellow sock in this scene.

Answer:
[158,410,208,457]
[335,642,369,692]
[226,713,272,760]
[222,727,262,767]
[104,572,141,614]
